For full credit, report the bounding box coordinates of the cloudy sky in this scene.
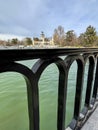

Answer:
[0,0,98,38]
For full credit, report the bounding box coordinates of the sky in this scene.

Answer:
[0,0,98,40]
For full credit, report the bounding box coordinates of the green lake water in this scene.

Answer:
[0,59,92,130]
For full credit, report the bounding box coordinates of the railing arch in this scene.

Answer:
[0,62,37,130]
[80,55,95,117]
[32,57,67,130]
[64,55,84,130]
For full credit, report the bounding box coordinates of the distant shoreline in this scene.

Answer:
[0,45,98,49]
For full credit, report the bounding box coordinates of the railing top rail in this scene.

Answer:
[0,48,98,61]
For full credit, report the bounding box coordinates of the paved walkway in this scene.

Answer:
[81,107,98,130]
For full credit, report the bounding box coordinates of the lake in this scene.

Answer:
[0,59,91,130]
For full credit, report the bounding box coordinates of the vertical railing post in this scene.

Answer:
[65,55,84,130]
[85,57,95,108]
[73,59,84,120]
[92,57,98,100]
[57,69,67,130]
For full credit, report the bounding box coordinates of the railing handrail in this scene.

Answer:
[0,48,98,61]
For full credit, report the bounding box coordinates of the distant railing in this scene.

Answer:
[0,48,98,130]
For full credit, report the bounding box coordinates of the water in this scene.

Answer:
[0,59,93,130]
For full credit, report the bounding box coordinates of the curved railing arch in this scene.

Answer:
[32,57,67,130]
[64,55,84,129]
[79,55,95,118]
[84,55,95,107]
[0,62,37,130]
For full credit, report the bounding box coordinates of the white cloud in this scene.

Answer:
[0,34,24,41]
[0,0,98,36]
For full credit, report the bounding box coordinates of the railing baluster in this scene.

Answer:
[56,60,67,130]
[74,59,84,120]
[85,56,95,108]
[92,57,98,100]
[65,55,84,130]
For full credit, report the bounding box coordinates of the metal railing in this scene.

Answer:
[0,48,98,130]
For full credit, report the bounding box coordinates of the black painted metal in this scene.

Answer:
[0,48,98,130]
[92,58,98,100]
[85,55,95,108]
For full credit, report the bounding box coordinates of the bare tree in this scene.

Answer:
[53,25,66,46]
[65,30,78,46]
